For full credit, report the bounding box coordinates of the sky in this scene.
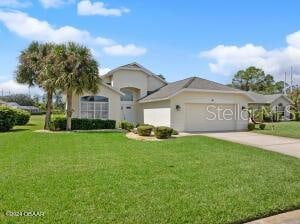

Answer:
[0,0,300,95]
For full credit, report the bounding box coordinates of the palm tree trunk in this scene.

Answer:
[44,91,53,130]
[66,90,73,131]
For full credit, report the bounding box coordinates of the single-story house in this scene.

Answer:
[0,99,6,106]
[5,102,40,114]
[247,91,293,120]
[71,62,256,132]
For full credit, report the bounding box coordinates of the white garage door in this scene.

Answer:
[185,104,237,132]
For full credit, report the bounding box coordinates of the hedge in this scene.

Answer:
[137,125,153,136]
[13,109,30,125]
[50,117,116,131]
[154,126,173,139]
[0,106,16,132]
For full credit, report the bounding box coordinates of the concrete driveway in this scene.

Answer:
[188,132,300,158]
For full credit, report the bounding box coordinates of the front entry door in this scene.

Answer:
[121,102,135,123]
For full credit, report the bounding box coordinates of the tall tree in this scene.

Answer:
[16,42,59,129]
[232,66,287,94]
[232,66,265,91]
[55,42,101,131]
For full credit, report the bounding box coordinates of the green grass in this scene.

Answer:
[0,116,299,224]
[254,121,300,139]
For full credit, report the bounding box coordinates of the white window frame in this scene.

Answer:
[80,96,109,120]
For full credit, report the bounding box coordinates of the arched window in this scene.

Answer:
[121,89,134,101]
[80,96,109,119]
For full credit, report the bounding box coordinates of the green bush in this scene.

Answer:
[13,109,30,125]
[50,117,116,131]
[136,123,154,128]
[295,112,300,121]
[50,117,67,131]
[0,106,16,132]
[259,123,266,130]
[119,120,134,131]
[263,114,272,122]
[248,123,255,131]
[172,129,179,135]
[154,126,173,139]
[137,125,153,136]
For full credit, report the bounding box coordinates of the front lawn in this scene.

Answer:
[0,116,299,224]
[254,121,300,139]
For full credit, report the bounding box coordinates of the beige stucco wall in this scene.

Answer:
[72,83,121,123]
[170,91,251,131]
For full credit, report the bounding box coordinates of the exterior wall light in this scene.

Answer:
[176,105,181,111]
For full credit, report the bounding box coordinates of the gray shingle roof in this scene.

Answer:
[139,77,241,102]
[247,91,291,104]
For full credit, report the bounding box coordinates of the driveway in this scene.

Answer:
[182,132,300,158]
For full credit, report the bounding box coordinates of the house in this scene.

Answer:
[72,62,255,132]
[5,102,40,114]
[0,99,6,106]
[247,91,293,120]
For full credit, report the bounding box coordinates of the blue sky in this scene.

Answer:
[0,0,300,95]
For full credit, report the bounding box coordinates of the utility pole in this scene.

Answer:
[290,66,293,91]
[284,72,287,95]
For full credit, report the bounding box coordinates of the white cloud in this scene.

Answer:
[0,80,30,94]
[0,10,147,57]
[99,67,111,76]
[200,30,300,82]
[104,44,147,56]
[39,0,74,9]
[77,0,129,16]
[0,0,31,8]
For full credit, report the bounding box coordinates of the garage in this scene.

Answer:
[184,103,237,132]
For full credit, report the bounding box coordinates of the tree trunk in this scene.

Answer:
[66,90,73,131]
[44,91,53,130]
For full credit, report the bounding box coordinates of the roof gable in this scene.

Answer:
[101,62,168,84]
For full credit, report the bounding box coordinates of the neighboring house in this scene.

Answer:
[247,91,293,119]
[5,102,40,114]
[0,99,6,106]
[72,62,255,132]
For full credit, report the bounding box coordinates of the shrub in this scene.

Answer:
[0,106,16,132]
[259,123,266,130]
[50,117,116,131]
[50,117,67,131]
[13,109,30,125]
[295,112,300,121]
[119,120,134,131]
[172,129,179,135]
[136,123,154,128]
[263,114,272,122]
[137,125,153,136]
[248,123,255,131]
[154,126,173,139]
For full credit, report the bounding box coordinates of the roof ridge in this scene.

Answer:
[183,77,196,88]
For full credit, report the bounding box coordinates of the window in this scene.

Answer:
[80,96,109,119]
[121,89,134,101]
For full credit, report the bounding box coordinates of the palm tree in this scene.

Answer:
[55,42,101,131]
[16,42,59,130]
